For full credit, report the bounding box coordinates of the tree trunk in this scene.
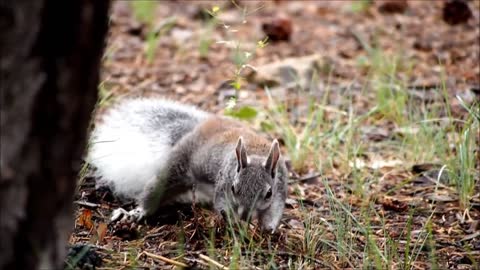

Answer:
[0,0,110,269]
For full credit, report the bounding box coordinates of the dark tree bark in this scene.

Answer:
[0,0,110,269]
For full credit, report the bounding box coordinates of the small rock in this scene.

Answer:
[277,66,299,84]
[246,54,323,88]
[287,219,304,230]
[378,0,408,13]
[442,0,472,25]
[262,15,292,42]
[285,198,298,208]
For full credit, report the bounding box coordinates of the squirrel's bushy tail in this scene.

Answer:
[86,98,208,200]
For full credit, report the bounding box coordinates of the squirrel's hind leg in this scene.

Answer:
[109,174,164,223]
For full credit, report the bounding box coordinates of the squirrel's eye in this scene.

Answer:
[231,185,235,194]
[265,188,272,199]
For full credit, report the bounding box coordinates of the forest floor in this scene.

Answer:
[68,1,480,269]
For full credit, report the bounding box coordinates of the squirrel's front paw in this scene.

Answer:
[111,207,145,222]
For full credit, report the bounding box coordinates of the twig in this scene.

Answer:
[74,200,100,209]
[184,257,210,267]
[143,251,189,268]
[288,172,322,183]
[460,231,480,242]
[142,232,164,241]
[199,254,228,270]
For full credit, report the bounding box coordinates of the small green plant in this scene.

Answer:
[131,1,157,63]
[199,20,215,58]
[354,32,413,125]
[147,16,176,62]
[349,0,373,13]
[225,103,258,121]
[198,5,221,58]
[263,88,324,173]
[370,50,410,125]
[131,1,176,63]
[207,3,267,93]
[450,118,478,209]
[131,1,156,23]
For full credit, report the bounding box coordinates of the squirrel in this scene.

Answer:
[86,98,288,232]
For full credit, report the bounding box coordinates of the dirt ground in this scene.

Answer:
[68,1,479,269]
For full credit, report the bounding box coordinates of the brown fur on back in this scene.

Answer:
[196,116,272,155]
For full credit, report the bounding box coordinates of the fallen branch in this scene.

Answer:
[143,251,189,268]
[199,254,228,270]
[74,200,100,209]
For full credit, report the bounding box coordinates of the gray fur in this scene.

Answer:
[96,98,288,232]
[119,100,206,145]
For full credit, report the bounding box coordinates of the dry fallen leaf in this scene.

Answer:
[78,209,94,230]
[97,223,108,243]
[378,0,408,14]
[381,197,408,212]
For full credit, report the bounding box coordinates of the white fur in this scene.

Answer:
[87,98,208,200]
[111,207,145,222]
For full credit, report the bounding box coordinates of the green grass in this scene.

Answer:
[130,1,177,63]
[91,48,477,268]
[78,3,479,269]
[244,41,477,268]
[262,89,325,174]
[348,0,373,13]
[450,116,478,209]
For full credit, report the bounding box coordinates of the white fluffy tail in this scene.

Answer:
[86,98,208,200]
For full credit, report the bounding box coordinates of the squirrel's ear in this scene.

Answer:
[265,139,280,178]
[235,136,248,172]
